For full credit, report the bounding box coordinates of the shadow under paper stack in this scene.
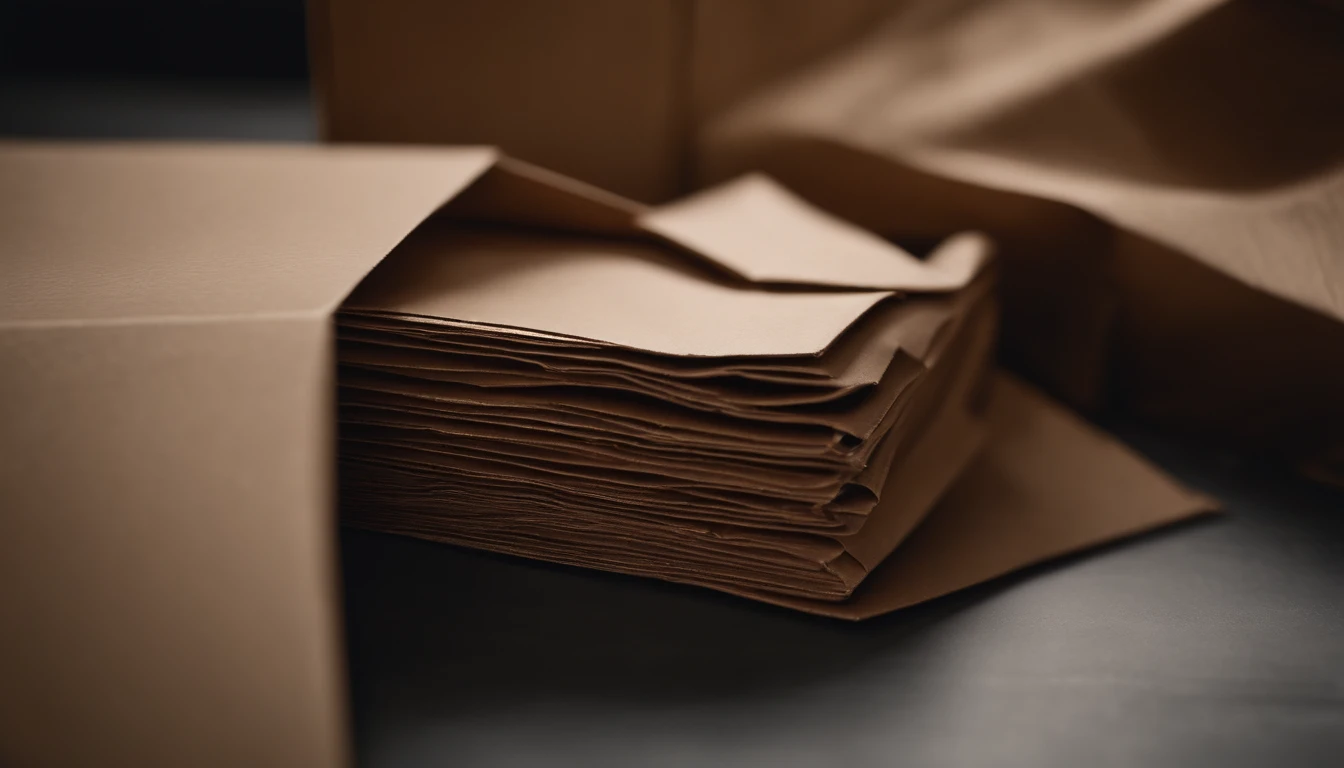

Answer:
[335,159,1213,618]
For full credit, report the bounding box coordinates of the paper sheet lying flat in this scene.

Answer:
[346,229,893,358]
[761,374,1216,619]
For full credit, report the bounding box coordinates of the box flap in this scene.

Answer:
[442,156,646,236]
[0,142,499,325]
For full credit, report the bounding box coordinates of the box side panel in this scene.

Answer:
[0,318,346,768]
[689,0,894,125]
[322,0,683,202]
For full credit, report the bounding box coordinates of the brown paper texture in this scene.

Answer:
[698,0,1344,458]
[759,374,1216,619]
[313,0,1344,465]
[1,140,1216,766]
[335,152,1213,612]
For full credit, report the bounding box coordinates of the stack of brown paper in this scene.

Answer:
[2,141,1223,767]
[337,171,1000,604]
[313,0,1344,475]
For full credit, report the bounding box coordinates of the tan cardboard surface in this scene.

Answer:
[0,141,503,768]
[1,319,344,767]
[311,0,689,201]
[0,142,497,322]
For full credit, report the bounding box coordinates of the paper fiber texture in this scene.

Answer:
[336,154,1212,609]
[699,0,1344,464]
[338,161,1001,603]
[767,374,1215,619]
[313,0,1344,469]
[1,141,1213,766]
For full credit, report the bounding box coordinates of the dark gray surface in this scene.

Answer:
[6,79,1342,768]
[0,78,314,142]
[342,436,1344,768]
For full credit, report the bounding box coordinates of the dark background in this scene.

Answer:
[1,0,308,80]
[0,0,314,141]
[4,2,1343,766]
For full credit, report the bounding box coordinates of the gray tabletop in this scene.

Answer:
[5,78,1342,768]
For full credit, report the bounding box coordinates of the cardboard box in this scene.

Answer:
[308,0,891,202]
[0,142,501,767]
[0,141,1210,766]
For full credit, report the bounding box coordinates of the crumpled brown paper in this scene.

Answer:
[698,0,1344,475]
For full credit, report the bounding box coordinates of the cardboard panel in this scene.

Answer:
[0,319,345,767]
[0,142,498,323]
[314,0,687,201]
